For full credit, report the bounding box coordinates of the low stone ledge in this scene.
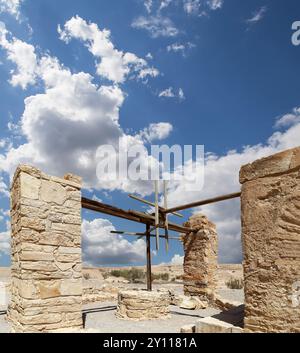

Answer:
[196,317,244,334]
[116,289,171,321]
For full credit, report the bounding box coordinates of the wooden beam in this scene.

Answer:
[161,192,241,215]
[146,224,152,292]
[129,194,183,218]
[154,180,160,251]
[82,197,193,233]
[110,231,181,240]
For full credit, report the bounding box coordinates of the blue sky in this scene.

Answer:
[0,0,300,267]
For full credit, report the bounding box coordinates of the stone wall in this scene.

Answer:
[183,214,218,304]
[116,289,170,321]
[8,165,83,333]
[240,147,300,333]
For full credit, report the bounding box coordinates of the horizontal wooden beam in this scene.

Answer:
[162,192,241,215]
[110,231,180,240]
[82,197,192,233]
[129,194,183,218]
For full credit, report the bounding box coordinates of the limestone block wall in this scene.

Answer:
[116,289,170,321]
[240,147,300,333]
[183,214,218,304]
[9,165,83,333]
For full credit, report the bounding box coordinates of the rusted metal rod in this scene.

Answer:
[161,192,241,215]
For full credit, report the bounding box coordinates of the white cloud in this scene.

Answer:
[167,43,185,53]
[0,176,9,197]
[139,122,173,142]
[275,107,300,128]
[146,52,153,60]
[0,22,169,198]
[0,0,23,20]
[178,88,185,100]
[159,0,173,12]
[159,87,185,100]
[58,16,159,84]
[165,114,300,263]
[82,218,146,265]
[132,15,179,38]
[0,21,37,89]
[0,231,10,256]
[246,6,267,25]
[170,254,184,265]
[207,0,223,11]
[183,0,223,16]
[167,42,195,56]
[183,0,201,15]
[144,0,153,13]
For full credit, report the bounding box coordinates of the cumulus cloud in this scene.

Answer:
[165,114,300,263]
[82,218,146,265]
[132,15,179,38]
[58,16,159,84]
[170,254,184,265]
[159,87,185,100]
[0,21,37,89]
[0,22,168,197]
[275,107,300,128]
[139,122,173,142]
[0,0,23,20]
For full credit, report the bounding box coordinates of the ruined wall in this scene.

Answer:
[240,147,300,333]
[183,214,218,304]
[9,165,83,333]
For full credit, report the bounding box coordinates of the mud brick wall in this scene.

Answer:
[8,165,83,333]
[183,214,218,304]
[240,147,300,333]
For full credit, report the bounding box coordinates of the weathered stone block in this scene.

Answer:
[183,214,218,304]
[196,317,233,333]
[240,147,300,333]
[116,290,170,321]
[40,180,67,205]
[9,165,83,333]
[20,173,40,200]
[180,324,196,333]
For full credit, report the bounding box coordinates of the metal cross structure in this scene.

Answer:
[81,184,241,291]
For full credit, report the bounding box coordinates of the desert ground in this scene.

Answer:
[0,264,244,333]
